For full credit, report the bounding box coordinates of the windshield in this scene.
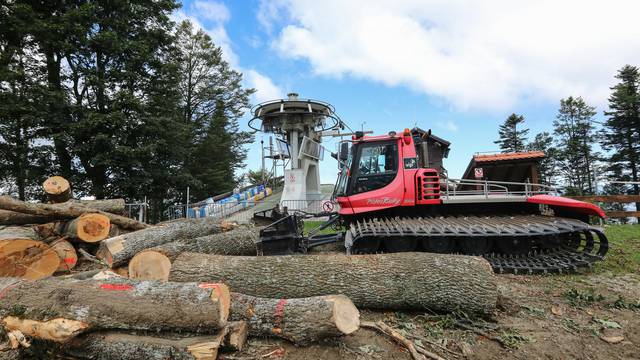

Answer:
[332,142,353,198]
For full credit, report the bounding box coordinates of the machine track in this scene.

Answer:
[345,215,609,274]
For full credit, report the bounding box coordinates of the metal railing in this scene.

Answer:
[443,178,558,199]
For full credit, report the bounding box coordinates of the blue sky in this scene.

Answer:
[176,0,640,184]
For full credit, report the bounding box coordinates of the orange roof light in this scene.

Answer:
[403,128,411,136]
[403,128,411,144]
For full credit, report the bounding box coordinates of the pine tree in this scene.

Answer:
[601,65,640,220]
[553,96,598,195]
[494,113,529,152]
[527,132,556,185]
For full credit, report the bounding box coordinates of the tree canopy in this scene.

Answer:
[494,113,529,153]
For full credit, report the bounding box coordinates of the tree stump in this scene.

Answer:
[42,176,72,203]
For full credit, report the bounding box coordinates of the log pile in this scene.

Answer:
[0,175,501,359]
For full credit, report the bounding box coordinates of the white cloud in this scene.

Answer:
[262,0,640,111]
[173,4,283,103]
[193,1,230,23]
[245,69,282,103]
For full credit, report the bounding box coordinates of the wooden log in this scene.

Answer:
[32,222,66,241]
[64,213,111,243]
[68,199,126,215]
[0,240,59,280]
[0,196,146,231]
[97,218,237,268]
[128,226,257,281]
[0,210,58,225]
[49,239,78,272]
[63,329,228,360]
[42,176,72,203]
[169,252,498,313]
[0,227,40,241]
[230,293,359,345]
[0,277,230,342]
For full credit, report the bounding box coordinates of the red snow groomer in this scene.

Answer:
[257,128,608,274]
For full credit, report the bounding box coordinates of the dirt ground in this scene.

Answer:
[221,224,640,360]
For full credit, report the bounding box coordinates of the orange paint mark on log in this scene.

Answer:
[99,284,133,291]
[63,258,77,264]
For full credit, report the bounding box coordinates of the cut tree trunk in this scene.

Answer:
[0,196,146,231]
[128,225,257,281]
[0,240,59,280]
[63,329,228,360]
[230,293,359,345]
[0,210,58,225]
[97,218,237,268]
[0,277,230,342]
[169,252,497,313]
[42,176,72,203]
[67,199,126,215]
[0,227,39,241]
[64,213,111,243]
[49,239,78,272]
[32,222,66,241]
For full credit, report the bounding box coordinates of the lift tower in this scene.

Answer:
[250,93,342,208]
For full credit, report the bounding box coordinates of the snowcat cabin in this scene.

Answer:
[334,128,449,215]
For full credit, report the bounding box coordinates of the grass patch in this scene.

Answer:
[596,224,640,274]
[563,288,605,307]
[303,220,342,236]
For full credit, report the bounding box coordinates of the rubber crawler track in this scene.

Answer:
[345,215,609,274]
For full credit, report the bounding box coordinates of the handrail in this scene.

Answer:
[442,177,557,199]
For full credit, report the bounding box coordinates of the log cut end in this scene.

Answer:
[327,295,360,335]
[69,213,111,243]
[42,176,72,203]
[128,250,171,281]
[200,283,231,324]
[49,239,78,272]
[0,240,60,280]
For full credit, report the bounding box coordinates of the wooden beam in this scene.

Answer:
[606,211,640,218]
[569,195,640,203]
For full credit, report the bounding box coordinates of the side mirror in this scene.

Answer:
[339,142,349,162]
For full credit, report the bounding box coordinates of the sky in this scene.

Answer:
[176,0,640,184]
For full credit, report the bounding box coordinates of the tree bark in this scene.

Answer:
[0,227,39,241]
[49,239,78,272]
[0,210,58,225]
[128,225,258,281]
[0,196,146,231]
[63,329,228,360]
[42,176,72,203]
[67,199,126,214]
[0,240,59,280]
[230,293,359,345]
[0,277,230,342]
[64,213,111,243]
[169,252,497,314]
[97,218,237,268]
[222,321,248,352]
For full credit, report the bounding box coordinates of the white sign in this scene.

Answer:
[474,167,484,178]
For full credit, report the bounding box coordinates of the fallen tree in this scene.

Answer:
[169,252,498,313]
[0,196,145,231]
[230,293,359,345]
[0,240,60,280]
[97,218,237,268]
[128,226,258,281]
[0,277,230,341]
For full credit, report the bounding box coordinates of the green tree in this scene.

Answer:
[494,113,529,152]
[601,65,640,219]
[174,21,254,202]
[0,2,53,200]
[527,131,556,186]
[553,96,598,195]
